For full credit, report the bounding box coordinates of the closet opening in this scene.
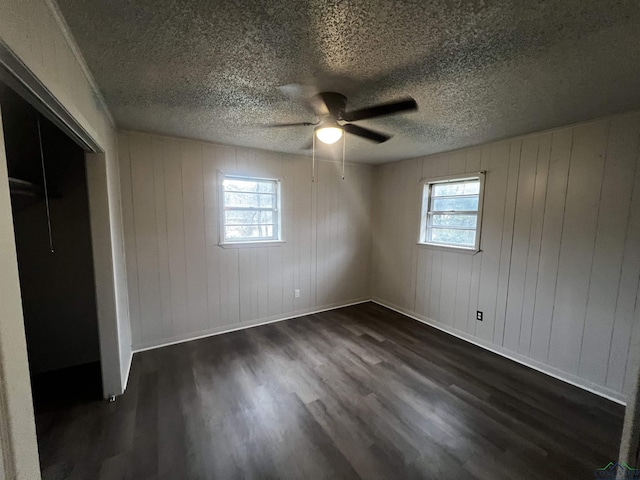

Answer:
[0,81,102,418]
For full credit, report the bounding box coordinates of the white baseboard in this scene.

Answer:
[132,298,370,354]
[372,298,627,406]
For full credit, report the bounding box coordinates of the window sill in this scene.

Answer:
[417,242,480,255]
[219,240,285,249]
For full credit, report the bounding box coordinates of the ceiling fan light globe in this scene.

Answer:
[315,127,343,144]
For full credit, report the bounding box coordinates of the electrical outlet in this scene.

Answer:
[294,289,300,298]
[476,311,483,321]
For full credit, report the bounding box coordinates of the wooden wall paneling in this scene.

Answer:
[439,252,458,327]
[202,144,222,329]
[348,167,361,299]
[604,114,640,393]
[579,116,639,385]
[287,155,301,311]
[371,114,639,400]
[370,166,381,299]
[340,165,354,301]
[503,137,538,352]
[280,155,295,314]
[405,159,422,312]
[163,138,190,336]
[301,155,315,309]
[343,165,356,301]
[256,246,269,320]
[378,164,398,306]
[616,151,640,395]
[321,160,333,304]
[361,165,374,299]
[129,134,163,342]
[375,163,388,303]
[315,160,328,305]
[454,251,472,332]
[328,160,339,303]
[151,136,173,338]
[493,139,522,346]
[518,132,552,355]
[329,161,341,305]
[548,120,609,374]
[118,133,141,343]
[309,155,318,308]
[324,160,335,305]
[529,129,573,363]
[414,248,429,318]
[386,162,399,305]
[385,162,399,305]
[181,141,208,333]
[476,142,510,342]
[267,157,284,317]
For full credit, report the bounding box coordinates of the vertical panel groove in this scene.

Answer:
[576,120,611,374]
[498,140,523,347]
[544,129,574,364]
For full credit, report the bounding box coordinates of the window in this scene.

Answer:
[419,174,484,251]
[219,174,282,245]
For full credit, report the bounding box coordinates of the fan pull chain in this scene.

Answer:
[37,116,54,253]
[312,133,316,182]
[342,132,346,180]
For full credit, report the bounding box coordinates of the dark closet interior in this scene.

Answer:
[1,83,102,408]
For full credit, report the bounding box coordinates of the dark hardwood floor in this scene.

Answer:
[35,302,624,479]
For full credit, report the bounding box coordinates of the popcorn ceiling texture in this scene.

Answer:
[56,0,640,164]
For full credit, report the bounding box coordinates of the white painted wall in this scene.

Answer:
[372,112,640,402]
[0,0,131,396]
[118,131,372,350]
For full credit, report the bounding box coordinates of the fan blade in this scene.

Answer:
[309,94,330,117]
[317,92,346,117]
[343,124,392,143]
[342,98,417,122]
[279,83,328,116]
[263,122,317,128]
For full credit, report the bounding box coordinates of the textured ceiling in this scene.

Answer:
[57,0,640,164]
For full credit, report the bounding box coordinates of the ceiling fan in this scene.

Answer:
[267,90,418,146]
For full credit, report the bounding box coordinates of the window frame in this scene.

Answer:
[417,172,485,253]
[218,172,284,247]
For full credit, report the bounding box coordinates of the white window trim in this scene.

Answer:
[417,171,485,253]
[218,172,284,247]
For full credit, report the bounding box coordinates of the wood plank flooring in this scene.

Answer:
[35,302,624,479]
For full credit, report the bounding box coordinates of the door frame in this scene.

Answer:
[0,102,40,480]
[0,40,121,478]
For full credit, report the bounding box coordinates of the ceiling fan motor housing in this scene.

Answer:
[318,92,347,120]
